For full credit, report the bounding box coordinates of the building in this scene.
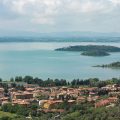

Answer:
[12,91,33,99]
[43,100,63,109]
[12,99,30,107]
[0,88,4,98]
[95,97,118,108]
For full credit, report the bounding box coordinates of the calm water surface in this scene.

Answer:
[0,42,120,80]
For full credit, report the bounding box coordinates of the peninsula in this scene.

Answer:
[94,61,120,68]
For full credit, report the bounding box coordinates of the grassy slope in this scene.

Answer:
[0,111,16,118]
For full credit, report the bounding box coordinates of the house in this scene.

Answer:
[49,92,57,100]
[50,87,59,92]
[95,97,118,108]
[108,97,118,102]
[0,88,4,98]
[32,90,42,97]
[60,87,68,92]
[67,91,79,98]
[77,96,86,103]
[87,95,99,102]
[12,99,30,107]
[101,84,118,91]
[43,100,63,109]
[9,88,16,92]
[39,100,48,107]
[0,97,9,105]
[67,88,74,92]
[109,92,120,97]
[25,88,35,92]
[12,91,33,99]
[68,100,76,104]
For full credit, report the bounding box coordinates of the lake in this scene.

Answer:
[0,42,120,80]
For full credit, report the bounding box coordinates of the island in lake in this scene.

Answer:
[94,61,120,68]
[55,45,120,57]
[81,50,110,56]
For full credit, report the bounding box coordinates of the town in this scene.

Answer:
[0,77,120,120]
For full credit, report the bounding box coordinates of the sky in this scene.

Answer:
[0,0,120,36]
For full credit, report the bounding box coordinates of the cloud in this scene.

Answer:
[110,0,120,5]
[1,0,120,24]
[0,0,120,33]
[0,0,61,24]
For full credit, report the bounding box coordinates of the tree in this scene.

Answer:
[23,76,33,84]
[15,76,23,82]
[0,78,2,82]
[10,78,14,82]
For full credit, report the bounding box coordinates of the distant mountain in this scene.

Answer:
[0,31,120,42]
[42,31,120,38]
[1,31,120,37]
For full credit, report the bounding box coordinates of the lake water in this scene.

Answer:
[0,42,120,80]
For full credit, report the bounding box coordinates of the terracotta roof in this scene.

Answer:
[12,100,30,105]
[77,96,85,100]
[25,88,35,91]
[95,97,118,108]
[0,97,9,101]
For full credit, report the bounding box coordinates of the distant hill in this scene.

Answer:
[0,31,120,42]
[1,31,120,37]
